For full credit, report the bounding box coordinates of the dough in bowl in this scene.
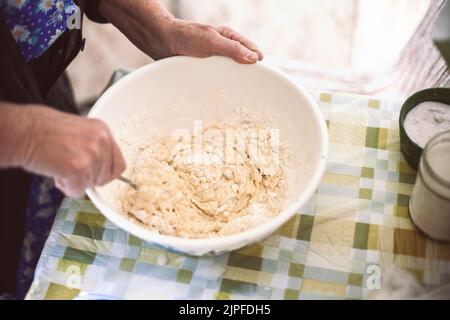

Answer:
[121,120,288,239]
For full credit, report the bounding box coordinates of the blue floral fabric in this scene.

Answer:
[0,0,78,61]
[17,176,64,299]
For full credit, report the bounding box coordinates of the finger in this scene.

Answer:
[89,153,102,187]
[54,178,65,193]
[110,138,127,179]
[209,34,259,64]
[95,133,113,186]
[217,26,263,59]
[55,177,85,198]
[86,119,113,187]
[217,26,264,61]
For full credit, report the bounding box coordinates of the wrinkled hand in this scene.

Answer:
[23,106,126,198]
[169,21,264,64]
[98,1,263,64]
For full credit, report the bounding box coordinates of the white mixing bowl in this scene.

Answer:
[86,56,328,256]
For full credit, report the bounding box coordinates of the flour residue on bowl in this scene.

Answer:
[116,90,297,239]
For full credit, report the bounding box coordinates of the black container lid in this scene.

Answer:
[399,87,450,170]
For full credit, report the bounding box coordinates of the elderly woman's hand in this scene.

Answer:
[168,21,264,64]
[24,107,127,197]
[98,0,263,64]
[0,104,126,198]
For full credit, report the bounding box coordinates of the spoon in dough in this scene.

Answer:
[118,176,139,191]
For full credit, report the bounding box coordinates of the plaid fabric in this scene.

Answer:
[25,91,450,300]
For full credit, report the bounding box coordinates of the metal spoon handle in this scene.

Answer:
[118,176,139,191]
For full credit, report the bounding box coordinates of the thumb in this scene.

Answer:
[210,35,259,64]
[55,177,85,198]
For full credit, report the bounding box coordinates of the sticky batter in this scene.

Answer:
[121,121,287,239]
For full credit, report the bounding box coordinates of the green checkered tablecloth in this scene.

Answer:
[26,90,450,300]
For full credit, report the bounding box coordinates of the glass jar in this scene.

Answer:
[409,131,450,241]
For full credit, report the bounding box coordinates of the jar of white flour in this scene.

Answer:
[409,130,450,241]
[399,88,450,169]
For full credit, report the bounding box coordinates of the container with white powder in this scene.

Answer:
[404,101,450,148]
[399,88,450,169]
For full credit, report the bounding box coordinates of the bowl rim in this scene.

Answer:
[86,55,329,252]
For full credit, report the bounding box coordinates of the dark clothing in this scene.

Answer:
[0,0,104,102]
[30,0,106,96]
[0,0,105,296]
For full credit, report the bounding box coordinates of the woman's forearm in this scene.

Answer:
[0,102,34,168]
[98,0,177,59]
